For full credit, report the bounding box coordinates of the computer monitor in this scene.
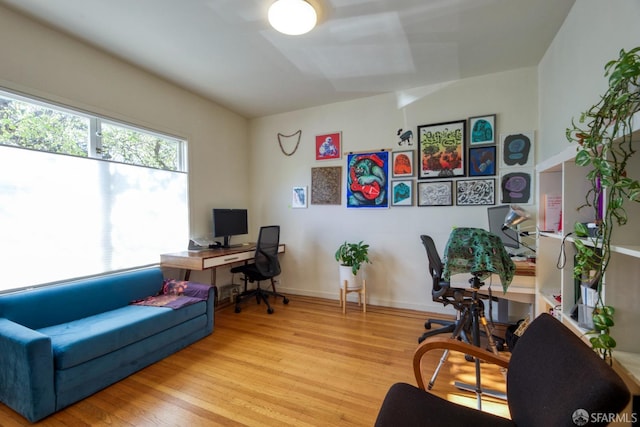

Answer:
[212,208,248,248]
[487,205,519,249]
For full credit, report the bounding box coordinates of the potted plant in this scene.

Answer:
[335,241,371,289]
[566,46,640,362]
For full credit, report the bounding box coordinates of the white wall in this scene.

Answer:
[9,1,636,313]
[249,67,538,313]
[538,1,640,161]
[0,5,249,284]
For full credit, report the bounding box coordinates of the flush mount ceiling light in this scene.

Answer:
[268,0,317,35]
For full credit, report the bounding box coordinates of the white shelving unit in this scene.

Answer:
[535,115,640,421]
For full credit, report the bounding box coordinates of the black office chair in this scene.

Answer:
[230,225,289,314]
[419,235,472,344]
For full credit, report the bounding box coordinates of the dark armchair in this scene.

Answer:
[375,313,630,427]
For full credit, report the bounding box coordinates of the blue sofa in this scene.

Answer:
[0,267,215,422]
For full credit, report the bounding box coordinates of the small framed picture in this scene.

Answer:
[292,186,308,208]
[392,150,414,177]
[468,146,496,176]
[469,114,496,146]
[417,181,453,207]
[391,180,413,206]
[456,178,495,206]
[315,132,341,161]
[500,169,534,205]
[500,131,535,168]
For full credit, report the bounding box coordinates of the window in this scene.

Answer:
[0,90,188,292]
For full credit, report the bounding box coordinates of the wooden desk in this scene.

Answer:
[513,260,536,276]
[160,243,286,285]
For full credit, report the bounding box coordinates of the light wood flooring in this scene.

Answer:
[0,296,510,426]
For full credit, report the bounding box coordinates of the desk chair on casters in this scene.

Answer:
[418,235,472,344]
[419,233,507,402]
[230,225,289,314]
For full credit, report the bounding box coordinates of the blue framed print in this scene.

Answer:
[468,146,496,176]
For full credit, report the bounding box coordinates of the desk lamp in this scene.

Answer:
[502,204,536,253]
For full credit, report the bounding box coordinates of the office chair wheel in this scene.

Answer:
[283,297,289,304]
[424,321,432,329]
[235,307,241,313]
[267,307,274,314]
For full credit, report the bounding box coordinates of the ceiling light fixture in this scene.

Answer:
[268,0,317,36]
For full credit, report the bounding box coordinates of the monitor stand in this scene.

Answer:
[221,236,244,249]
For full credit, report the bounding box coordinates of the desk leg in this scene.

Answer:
[211,268,219,306]
[184,269,191,281]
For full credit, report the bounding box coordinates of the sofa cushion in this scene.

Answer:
[37,301,206,370]
[0,268,165,329]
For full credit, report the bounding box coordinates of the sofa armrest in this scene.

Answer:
[0,318,55,422]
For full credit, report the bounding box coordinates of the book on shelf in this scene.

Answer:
[543,194,562,232]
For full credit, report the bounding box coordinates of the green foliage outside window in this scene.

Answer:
[0,93,183,172]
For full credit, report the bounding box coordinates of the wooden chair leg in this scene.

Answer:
[362,279,366,313]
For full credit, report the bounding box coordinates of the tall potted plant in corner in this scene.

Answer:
[335,240,371,289]
[566,46,640,362]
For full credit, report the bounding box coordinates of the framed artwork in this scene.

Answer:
[469,114,496,145]
[391,180,413,206]
[315,132,341,161]
[311,166,341,205]
[456,178,495,206]
[396,128,414,146]
[346,151,389,209]
[392,150,414,177]
[468,146,496,176]
[500,131,535,168]
[417,181,453,207]
[418,120,466,179]
[500,169,534,204]
[292,186,307,208]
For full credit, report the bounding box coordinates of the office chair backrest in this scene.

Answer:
[254,225,281,278]
[420,235,449,299]
[506,313,629,426]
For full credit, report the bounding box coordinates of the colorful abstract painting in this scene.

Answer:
[346,151,389,208]
[418,120,466,179]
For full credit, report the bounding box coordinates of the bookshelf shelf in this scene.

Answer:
[535,119,640,422]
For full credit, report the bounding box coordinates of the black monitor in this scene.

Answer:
[487,205,519,249]
[212,208,248,248]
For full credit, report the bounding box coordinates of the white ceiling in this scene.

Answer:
[1,0,574,118]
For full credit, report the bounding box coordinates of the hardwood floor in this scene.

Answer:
[0,296,509,426]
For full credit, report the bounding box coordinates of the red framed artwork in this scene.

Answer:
[316,132,341,160]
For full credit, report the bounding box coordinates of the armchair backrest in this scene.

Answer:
[507,313,629,426]
[254,225,281,278]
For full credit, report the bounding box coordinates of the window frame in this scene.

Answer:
[0,88,187,172]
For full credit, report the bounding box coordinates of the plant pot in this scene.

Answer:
[339,264,363,290]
